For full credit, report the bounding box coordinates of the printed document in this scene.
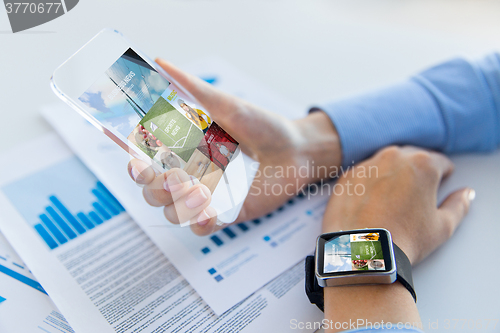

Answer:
[42,58,328,315]
[0,133,323,332]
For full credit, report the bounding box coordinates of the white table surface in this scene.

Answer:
[1,1,499,332]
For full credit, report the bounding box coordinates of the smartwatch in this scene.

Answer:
[305,228,416,312]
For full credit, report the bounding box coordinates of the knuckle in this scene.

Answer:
[411,151,432,167]
[378,146,400,159]
[372,146,402,171]
[411,152,438,175]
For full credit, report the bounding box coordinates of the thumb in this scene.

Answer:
[437,188,475,240]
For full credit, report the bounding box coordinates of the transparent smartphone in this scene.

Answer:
[51,28,258,225]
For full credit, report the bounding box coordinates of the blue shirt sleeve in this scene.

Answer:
[317,53,500,168]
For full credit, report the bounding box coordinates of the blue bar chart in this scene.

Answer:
[221,227,236,239]
[202,196,309,283]
[2,157,126,250]
[199,195,306,256]
[33,182,125,250]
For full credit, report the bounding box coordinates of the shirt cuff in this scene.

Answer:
[313,80,446,169]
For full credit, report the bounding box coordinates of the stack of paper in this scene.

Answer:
[0,59,324,333]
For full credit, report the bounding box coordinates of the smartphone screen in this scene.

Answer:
[77,48,238,193]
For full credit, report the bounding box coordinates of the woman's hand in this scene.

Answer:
[321,145,474,264]
[128,58,341,235]
[321,146,475,332]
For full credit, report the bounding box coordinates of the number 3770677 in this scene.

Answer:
[5,2,62,14]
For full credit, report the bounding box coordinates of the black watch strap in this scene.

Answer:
[305,243,416,312]
[305,255,324,312]
[393,244,417,303]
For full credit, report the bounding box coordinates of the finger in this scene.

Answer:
[142,169,199,207]
[128,159,155,185]
[142,169,177,207]
[163,184,212,224]
[190,206,224,236]
[437,188,475,241]
[155,58,288,149]
[161,168,202,222]
[155,58,240,122]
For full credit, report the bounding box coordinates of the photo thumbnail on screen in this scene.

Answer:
[78,48,239,193]
[323,233,385,273]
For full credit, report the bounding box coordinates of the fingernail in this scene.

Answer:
[468,189,476,201]
[166,172,184,192]
[197,210,210,225]
[163,177,170,192]
[464,188,476,214]
[131,166,143,182]
[186,188,208,208]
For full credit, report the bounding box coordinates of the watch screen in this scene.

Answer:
[323,232,386,273]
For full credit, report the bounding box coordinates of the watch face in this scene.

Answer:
[317,229,393,277]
